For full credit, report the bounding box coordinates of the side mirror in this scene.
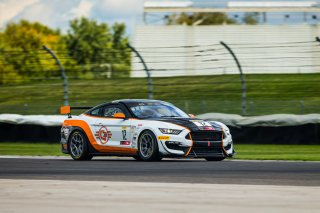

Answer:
[188,114,195,118]
[114,112,126,119]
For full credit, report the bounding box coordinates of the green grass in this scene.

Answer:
[0,143,63,156]
[234,144,320,161]
[0,143,319,161]
[0,73,320,115]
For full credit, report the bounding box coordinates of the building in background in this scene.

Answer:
[131,1,320,77]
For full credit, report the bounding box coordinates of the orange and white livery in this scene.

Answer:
[60,99,234,161]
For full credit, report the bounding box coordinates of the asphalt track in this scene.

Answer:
[1,156,320,186]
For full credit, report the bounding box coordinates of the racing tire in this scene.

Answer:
[205,157,225,161]
[68,130,93,161]
[138,130,161,161]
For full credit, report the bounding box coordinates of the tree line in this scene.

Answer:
[165,12,259,25]
[0,13,259,85]
[0,17,130,84]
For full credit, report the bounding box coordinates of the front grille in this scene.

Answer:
[185,131,224,157]
[186,131,223,141]
[193,140,222,148]
[188,147,224,158]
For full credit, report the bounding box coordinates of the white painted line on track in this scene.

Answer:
[0,179,319,213]
[0,155,71,160]
[0,155,319,162]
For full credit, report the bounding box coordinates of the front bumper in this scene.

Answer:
[159,130,234,158]
[60,126,70,154]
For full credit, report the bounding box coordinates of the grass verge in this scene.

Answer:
[234,144,320,161]
[0,143,319,161]
[0,143,63,156]
[1,73,320,115]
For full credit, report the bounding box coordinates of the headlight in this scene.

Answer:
[159,128,182,135]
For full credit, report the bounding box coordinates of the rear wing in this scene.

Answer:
[60,106,92,118]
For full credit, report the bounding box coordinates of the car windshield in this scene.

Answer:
[128,102,189,119]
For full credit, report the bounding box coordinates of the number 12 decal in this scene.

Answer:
[122,130,127,140]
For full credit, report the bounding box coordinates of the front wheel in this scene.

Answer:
[205,157,225,161]
[68,130,93,161]
[138,130,161,161]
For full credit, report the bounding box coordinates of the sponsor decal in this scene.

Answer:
[191,120,211,127]
[122,126,127,130]
[191,120,214,130]
[122,129,127,140]
[158,136,170,140]
[138,124,143,126]
[120,141,130,145]
[204,126,215,131]
[95,126,112,144]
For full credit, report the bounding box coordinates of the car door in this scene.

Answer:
[84,106,102,139]
[94,104,132,148]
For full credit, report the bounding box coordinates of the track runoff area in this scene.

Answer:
[0,156,320,212]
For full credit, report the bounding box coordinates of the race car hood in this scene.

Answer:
[151,117,223,132]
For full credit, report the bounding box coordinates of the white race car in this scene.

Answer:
[60,99,234,161]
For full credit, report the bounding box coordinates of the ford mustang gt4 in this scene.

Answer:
[60,99,234,161]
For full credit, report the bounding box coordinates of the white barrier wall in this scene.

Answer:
[131,25,320,77]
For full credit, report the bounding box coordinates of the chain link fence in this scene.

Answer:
[1,39,320,116]
[1,98,319,116]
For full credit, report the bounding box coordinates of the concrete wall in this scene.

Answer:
[131,25,320,77]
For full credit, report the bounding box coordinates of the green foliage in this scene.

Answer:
[243,12,260,25]
[165,12,237,25]
[111,23,130,65]
[0,63,22,85]
[64,18,130,78]
[0,20,66,84]
[111,64,130,78]
[65,17,113,65]
[0,18,131,84]
[165,12,260,25]
[3,20,59,49]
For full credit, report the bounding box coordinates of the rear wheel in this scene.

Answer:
[205,157,225,161]
[68,130,93,161]
[138,130,161,161]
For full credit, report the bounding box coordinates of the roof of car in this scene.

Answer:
[85,100,170,112]
[112,99,168,104]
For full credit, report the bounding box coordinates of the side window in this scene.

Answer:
[103,106,123,117]
[90,108,101,116]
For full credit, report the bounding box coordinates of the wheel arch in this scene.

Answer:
[137,128,168,156]
[137,129,163,159]
[137,128,157,143]
[68,127,85,143]
[68,126,95,153]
